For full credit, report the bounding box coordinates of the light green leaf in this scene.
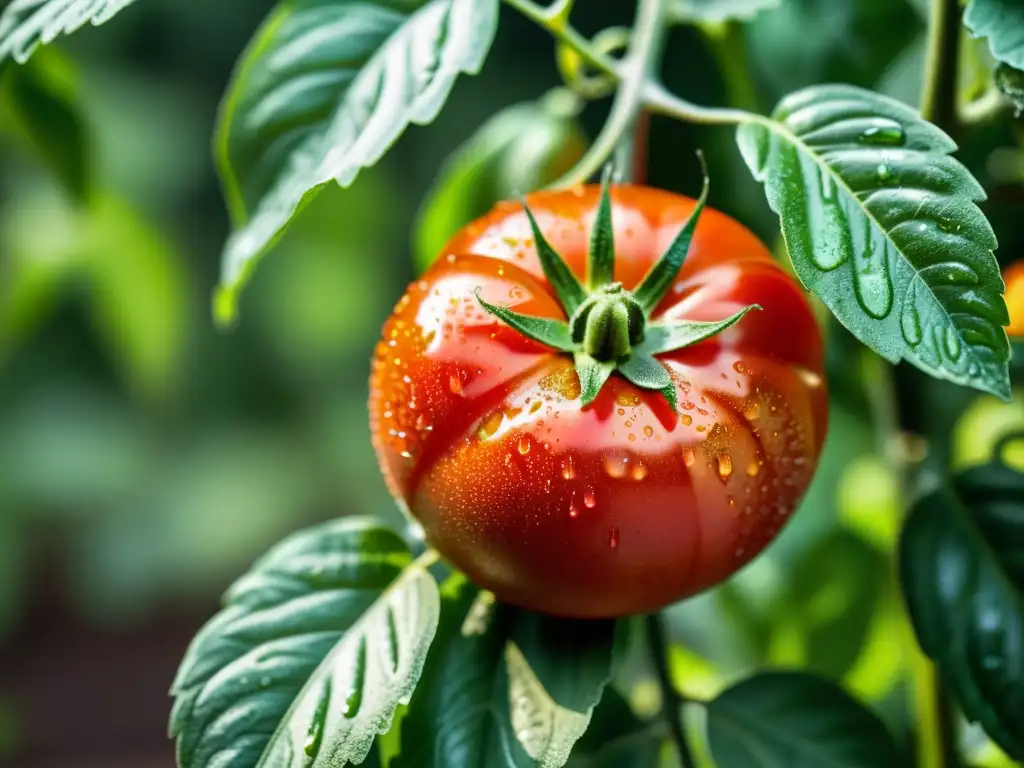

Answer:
[575,354,615,408]
[414,96,585,273]
[638,306,761,355]
[170,517,441,768]
[738,84,1010,399]
[522,197,588,316]
[587,166,615,289]
[0,0,139,65]
[0,46,88,199]
[706,671,904,767]
[394,579,620,768]
[670,0,779,24]
[215,0,500,322]
[900,455,1024,760]
[965,0,1024,71]
[617,354,671,391]
[475,291,575,352]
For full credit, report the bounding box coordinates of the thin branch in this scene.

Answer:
[919,0,962,133]
[645,613,698,768]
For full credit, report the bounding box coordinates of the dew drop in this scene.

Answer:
[744,401,761,421]
[643,425,655,438]
[876,163,896,182]
[747,460,760,477]
[858,122,905,146]
[944,325,962,361]
[569,496,580,518]
[683,448,696,467]
[717,454,733,481]
[517,436,531,455]
[478,410,504,440]
[901,304,922,346]
[584,489,597,508]
[561,456,576,480]
[604,452,629,478]
[733,361,747,374]
[608,527,620,549]
[681,414,693,426]
[448,375,463,394]
[631,462,648,481]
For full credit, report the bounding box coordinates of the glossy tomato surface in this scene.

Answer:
[370,185,828,618]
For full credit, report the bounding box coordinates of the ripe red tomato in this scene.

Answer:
[370,184,827,618]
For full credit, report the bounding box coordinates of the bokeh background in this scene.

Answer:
[2,0,1024,765]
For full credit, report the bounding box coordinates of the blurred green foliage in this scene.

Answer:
[1,0,1023,765]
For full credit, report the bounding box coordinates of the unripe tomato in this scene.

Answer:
[370,184,827,618]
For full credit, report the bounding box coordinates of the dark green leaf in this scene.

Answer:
[522,199,589,316]
[413,97,585,273]
[170,517,440,768]
[965,0,1024,71]
[632,171,708,314]
[575,354,615,408]
[587,166,615,289]
[475,291,574,352]
[638,306,761,355]
[738,84,1010,399]
[706,671,903,767]
[670,0,779,24]
[394,578,620,768]
[214,0,500,322]
[617,354,671,391]
[900,459,1024,760]
[567,687,661,768]
[1,47,88,199]
[0,0,139,65]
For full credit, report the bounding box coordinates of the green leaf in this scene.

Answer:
[413,96,586,273]
[394,578,620,768]
[632,170,708,314]
[706,671,904,767]
[475,290,574,352]
[670,0,779,24]
[0,47,88,199]
[900,457,1024,760]
[638,305,761,355]
[522,199,589,316]
[617,354,671,391]
[566,687,661,768]
[738,84,1010,399]
[0,0,139,65]
[965,0,1024,71]
[587,166,615,289]
[169,517,441,768]
[575,354,615,408]
[215,0,500,322]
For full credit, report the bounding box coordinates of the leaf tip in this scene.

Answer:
[213,286,239,330]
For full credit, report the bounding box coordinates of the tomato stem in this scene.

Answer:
[645,613,698,768]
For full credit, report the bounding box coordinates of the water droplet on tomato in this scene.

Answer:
[569,496,580,518]
[717,454,733,481]
[561,456,576,480]
[643,425,654,438]
[518,436,531,455]
[584,489,597,508]
[733,361,746,374]
[631,462,647,481]
[681,414,693,426]
[683,449,695,467]
[608,527,620,549]
[746,460,760,477]
[604,452,629,478]
[478,411,503,440]
[449,375,463,394]
[744,402,760,420]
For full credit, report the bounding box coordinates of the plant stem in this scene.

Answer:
[552,0,669,186]
[920,0,961,135]
[645,613,698,768]
[700,21,760,113]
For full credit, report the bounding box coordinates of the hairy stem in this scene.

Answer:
[645,613,698,768]
[920,0,961,135]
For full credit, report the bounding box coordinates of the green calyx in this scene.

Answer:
[474,162,761,409]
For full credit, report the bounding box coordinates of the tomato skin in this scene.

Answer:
[1004,261,1024,337]
[370,185,828,618]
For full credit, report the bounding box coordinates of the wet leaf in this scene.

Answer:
[170,517,440,768]
[738,84,1010,399]
[0,0,140,65]
[965,0,1024,71]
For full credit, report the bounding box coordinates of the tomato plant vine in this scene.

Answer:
[4,0,1024,766]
